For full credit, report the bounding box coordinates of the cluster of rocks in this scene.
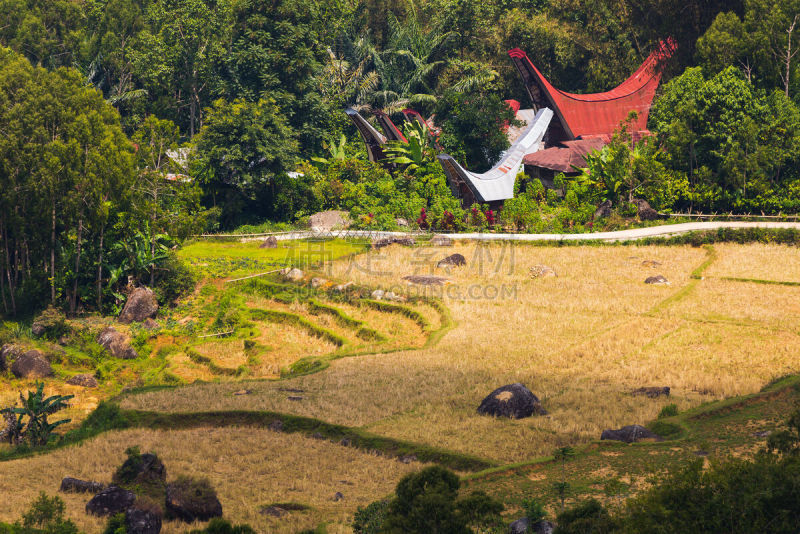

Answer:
[592,198,667,221]
[371,289,405,302]
[371,236,416,250]
[66,449,222,534]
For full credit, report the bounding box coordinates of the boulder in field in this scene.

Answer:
[530,265,557,279]
[631,386,670,398]
[477,383,547,419]
[66,374,99,388]
[165,477,222,522]
[437,254,466,268]
[260,236,278,249]
[11,350,53,379]
[60,477,105,494]
[641,260,661,268]
[86,486,136,516]
[280,267,304,282]
[142,318,159,331]
[113,452,167,487]
[118,287,158,324]
[430,235,453,247]
[309,210,350,232]
[644,275,669,285]
[601,424,662,443]
[125,505,162,534]
[97,327,138,360]
[402,275,449,286]
[332,281,354,293]
[372,236,416,249]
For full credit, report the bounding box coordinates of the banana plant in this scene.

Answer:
[11,383,73,447]
[311,134,348,167]
[382,120,437,173]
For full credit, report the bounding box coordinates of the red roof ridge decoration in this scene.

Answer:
[508,38,676,140]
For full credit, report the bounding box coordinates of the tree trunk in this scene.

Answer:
[51,201,56,305]
[70,217,83,315]
[97,224,105,312]
[3,221,16,316]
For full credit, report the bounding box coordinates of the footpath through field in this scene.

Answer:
[208,221,800,243]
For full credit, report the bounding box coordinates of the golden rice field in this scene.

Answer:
[0,427,422,533]
[122,242,800,463]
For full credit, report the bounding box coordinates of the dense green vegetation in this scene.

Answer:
[2,0,800,307]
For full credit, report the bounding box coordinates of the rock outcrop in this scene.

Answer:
[165,478,223,522]
[259,236,278,249]
[119,287,159,324]
[66,374,99,388]
[601,424,662,443]
[60,477,105,494]
[97,327,138,359]
[86,486,136,516]
[10,350,53,378]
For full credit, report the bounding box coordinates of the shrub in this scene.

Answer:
[381,466,503,533]
[522,498,546,523]
[19,493,79,534]
[352,499,389,534]
[554,499,615,534]
[154,252,198,305]
[658,404,679,418]
[30,307,68,340]
[188,518,256,533]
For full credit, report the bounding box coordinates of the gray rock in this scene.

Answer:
[60,477,105,494]
[86,486,136,516]
[477,383,547,419]
[601,424,662,443]
[11,350,53,379]
[309,210,350,232]
[141,318,159,331]
[402,275,449,286]
[311,277,328,289]
[260,236,278,249]
[125,506,162,534]
[119,287,159,324]
[333,492,344,502]
[371,289,385,300]
[97,327,138,359]
[0,344,23,372]
[633,198,667,221]
[644,275,669,285]
[166,479,222,522]
[593,199,613,219]
[66,374,99,388]
[631,386,670,398]
[509,517,530,534]
[281,267,304,282]
[430,235,453,247]
[372,237,416,249]
[332,282,354,293]
[530,265,557,279]
[395,218,409,227]
[437,254,466,268]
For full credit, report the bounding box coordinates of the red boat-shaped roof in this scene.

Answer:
[508,39,675,140]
